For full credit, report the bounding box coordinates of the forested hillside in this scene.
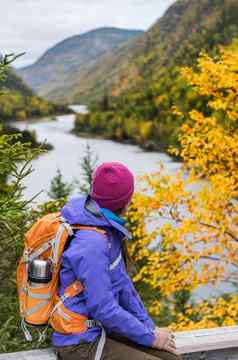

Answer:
[0,59,69,122]
[4,67,33,96]
[17,28,143,102]
[74,0,238,151]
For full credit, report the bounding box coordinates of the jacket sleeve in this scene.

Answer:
[66,231,155,347]
[118,273,156,331]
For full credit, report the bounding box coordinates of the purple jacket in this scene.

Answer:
[52,196,155,347]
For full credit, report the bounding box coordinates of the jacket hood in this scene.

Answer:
[61,196,131,239]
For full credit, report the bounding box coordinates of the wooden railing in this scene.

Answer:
[1,326,238,359]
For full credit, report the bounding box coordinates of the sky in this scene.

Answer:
[1,0,175,68]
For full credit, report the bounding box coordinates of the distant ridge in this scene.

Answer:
[0,58,69,123]
[4,67,33,96]
[17,27,144,100]
[67,0,238,104]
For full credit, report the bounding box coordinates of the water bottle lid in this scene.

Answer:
[28,259,52,284]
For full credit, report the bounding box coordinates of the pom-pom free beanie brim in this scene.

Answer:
[91,162,134,212]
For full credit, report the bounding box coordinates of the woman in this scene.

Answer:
[54,162,178,360]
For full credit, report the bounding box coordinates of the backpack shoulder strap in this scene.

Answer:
[71,225,107,236]
[72,225,121,271]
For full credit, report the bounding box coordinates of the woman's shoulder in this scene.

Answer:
[68,228,109,256]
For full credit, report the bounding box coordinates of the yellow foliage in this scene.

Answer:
[128,47,238,330]
[180,49,238,185]
[139,121,153,141]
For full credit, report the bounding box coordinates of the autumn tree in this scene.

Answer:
[127,46,238,330]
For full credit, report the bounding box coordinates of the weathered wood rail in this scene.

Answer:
[1,326,238,359]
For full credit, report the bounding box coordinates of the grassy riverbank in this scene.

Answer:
[74,112,180,153]
[1,124,53,151]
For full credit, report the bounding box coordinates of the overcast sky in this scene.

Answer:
[1,0,175,68]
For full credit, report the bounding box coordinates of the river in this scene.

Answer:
[14,106,181,204]
[13,106,235,300]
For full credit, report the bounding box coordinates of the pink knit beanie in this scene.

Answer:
[91,162,134,212]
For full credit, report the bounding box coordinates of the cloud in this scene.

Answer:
[0,0,175,67]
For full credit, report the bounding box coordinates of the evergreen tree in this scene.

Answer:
[0,55,43,352]
[48,169,73,200]
[78,143,98,195]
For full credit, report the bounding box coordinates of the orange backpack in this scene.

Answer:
[17,212,106,342]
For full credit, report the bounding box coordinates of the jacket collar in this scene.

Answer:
[85,195,132,240]
[100,208,126,226]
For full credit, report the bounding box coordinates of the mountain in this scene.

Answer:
[73,0,238,151]
[0,60,70,150]
[0,63,69,123]
[71,0,238,103]
[4,67,33,96]
[17,28,144,101]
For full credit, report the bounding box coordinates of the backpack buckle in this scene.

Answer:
[86,320,100,328]
[60,217,73,236]
[23,250,30,263]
